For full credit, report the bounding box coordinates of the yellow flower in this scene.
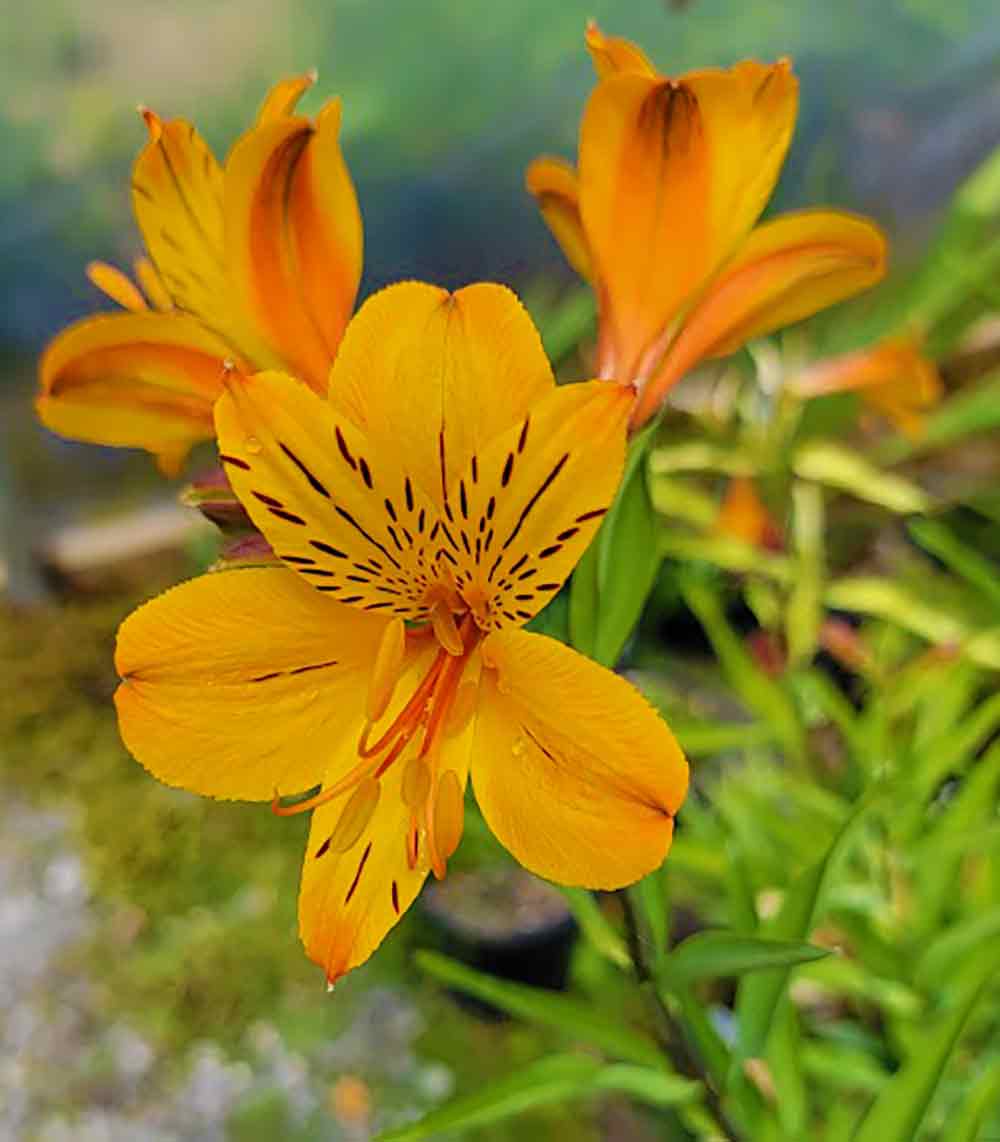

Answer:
[114,282,689,983]
[526,23,888,429]
[789,335,942,438]
[37,73,362,475]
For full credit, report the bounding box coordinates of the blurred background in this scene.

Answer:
[3,1,1000,1139]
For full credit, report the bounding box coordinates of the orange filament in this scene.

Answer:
[270,750,381,816]
[358,650,446,759]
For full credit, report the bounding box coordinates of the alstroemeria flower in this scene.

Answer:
[114,282,688,983]
[715,477,782,550]
[526,23,888,429]
[38,73,361,475]
[789,335,942,438]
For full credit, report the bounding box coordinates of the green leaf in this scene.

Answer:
[538,287,596,364]
[568,533,600,657]
[946,1060,1000,1142]
[852,942,1000,1142]
[591,424,662,666]
[660,931,830,991]
[785,481,825,666]
[558,888,629,969]
[681,575,807,766]
[907,517,1000,611]
[792,441,930,514]
[735,792,881,1062]
[913,907,1000,992]
[374,1053,698,1141]
[415,951,664,1068]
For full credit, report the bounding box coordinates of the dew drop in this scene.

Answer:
[511,736,526,758]
[245,436,263,454]
[326,979,336,994]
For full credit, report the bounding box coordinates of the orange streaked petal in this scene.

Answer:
[214,370,439,619]
[792,336,942,438]
[578,72,711,379]
[285,98,363,366]
[86,261,147,312]
[131,114,238,342]
[525,156,592,282]
[329,282,554,512]
[683,59,798,271]
[451,380,632,630]
[585,21,656,78]
[473,627,687,889]
[224,116,331,387]
[114,566,390,800]
[633,210,888,426]
[298,656,479,983]
[256,70,317,124]
[37,311,232,471]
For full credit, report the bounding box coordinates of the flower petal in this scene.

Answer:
[329,282,554,511]
[223,115,334,387]
[37,311,232,472]
[449,380,632,630]
[214,370,439,619]
[633,210,887,425]
[578,72,712,378]
[299,657,480,983]
[525,156,592,281]
[585,21,656,78]
[256,71,317,124]
[131,111,267,364]
[114,566,390,800]
[472,628,687,888]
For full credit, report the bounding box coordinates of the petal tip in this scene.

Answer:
[137,106,162,142]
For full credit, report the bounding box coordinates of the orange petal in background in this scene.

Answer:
[633,210,888,427]
[525,156,593,282]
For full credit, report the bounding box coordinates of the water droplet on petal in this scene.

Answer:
[245,436,262,454]
[511,736,526,758]
[326,979,336,994]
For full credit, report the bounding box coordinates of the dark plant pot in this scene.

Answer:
[421,868,577,1015]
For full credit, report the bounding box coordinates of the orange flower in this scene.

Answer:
[37,73,362,475]
[789,335,942,438]
[114,283,688,983]
[715,477,782,550]
[526,23,888,429]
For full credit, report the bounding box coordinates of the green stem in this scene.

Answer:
[617,890,743,1141]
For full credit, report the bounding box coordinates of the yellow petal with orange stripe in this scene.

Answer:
[525,156,592,281]
[633,210,888,425]
[37,311,232,473]
[473,627,687,888]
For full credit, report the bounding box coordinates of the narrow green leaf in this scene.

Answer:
[786,481,825,666]
[852,942,1000,1142]
[735,793,881,1061]
[913,907,1000,992]
[538,287,596,364]
[568,536,599,657]
[792,441,930,514]
[660,931,829,991]
[907,517,1000,611]
[374,1053,696,1142]
[415,951,664,1068]
[946,1059,1000,1142]
[559,888,629,969]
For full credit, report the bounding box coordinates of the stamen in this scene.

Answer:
[430,602,463,657]
[401,754,431,810]
[86,261,147,312]
[328,778,380,852]
[358,650,446,759]
[429,770,464,879]
[270,752,379,817]
[366,617,406,723]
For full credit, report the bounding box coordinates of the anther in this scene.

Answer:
[430,770,464,878]
[430,602,464,657]
[328,777,380,852]
[366,617,407,723]
[401,754,431,810]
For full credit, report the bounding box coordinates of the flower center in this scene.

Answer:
[271,612,479,880]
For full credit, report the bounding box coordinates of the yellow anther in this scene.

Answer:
[431,770,465,876]
[401,754,431,810]
[86,261,148,313]
[430,602,464,657]
[366,617,407,723]
[328,777,381,853]
[443,680,479,740]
